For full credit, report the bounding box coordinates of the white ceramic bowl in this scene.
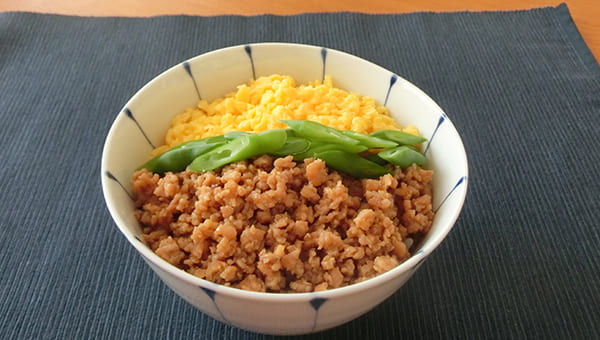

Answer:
[101,43,468,335]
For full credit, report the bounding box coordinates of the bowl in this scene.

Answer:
[101,42,468,335]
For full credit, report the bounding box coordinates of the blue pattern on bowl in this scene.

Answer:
[200,287,229,323]
[309,297,328,331]
[124,107,155,148]
[104,170,133,200]
[244,44,256,80]
[320,48,327,81]
[183,61,201,100]
[412,249,427,268]
[384,74,398,106]
[424,115,446,155]
[435,176,468,213]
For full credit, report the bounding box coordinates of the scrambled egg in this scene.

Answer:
[154,74,417,155]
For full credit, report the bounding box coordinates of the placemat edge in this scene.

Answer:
[553,3,600,77]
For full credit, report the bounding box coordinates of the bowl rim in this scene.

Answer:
[101,42,469,301]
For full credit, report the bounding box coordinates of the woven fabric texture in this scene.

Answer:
[0,4,598,339]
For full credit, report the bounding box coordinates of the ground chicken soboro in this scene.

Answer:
[132,156,434,292]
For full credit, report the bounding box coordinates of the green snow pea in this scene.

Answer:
[292,139,368,161]
[270,136,311,157]
[189,129,287,172]
[314,150,391,179]
[341,130,398,149]
[223,131,250,140]
[369,130,426,146]
[405,145,421,153]
[227,128,298,141]
[284,129,297,138]
[281,120,360,146]
[366,152,388,166]
[377,145,427,169]
[138,135,227,174]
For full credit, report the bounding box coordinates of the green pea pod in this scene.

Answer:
[138,135,227,174]
[377,145,427,169]
[405,145,421,153]
[314,150,391,179]
[341,130,398,149]
[270,136,311,157]
[312,141,368,154]
[189,129,287,172]
[369,130,426,145]
[284,128,297,138]
[227,129,297,141]
[366,152,388,166]
[293,140,368,161]
[281,120,360,146]
[224,131,250,140]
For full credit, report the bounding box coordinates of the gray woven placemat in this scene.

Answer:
[1,3,598,339]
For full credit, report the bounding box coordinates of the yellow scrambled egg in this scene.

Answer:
[154,74,417,155]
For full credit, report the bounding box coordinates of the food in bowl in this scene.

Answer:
[103,42,469,335]
[131,74,435,292]
[151,75,419,155]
